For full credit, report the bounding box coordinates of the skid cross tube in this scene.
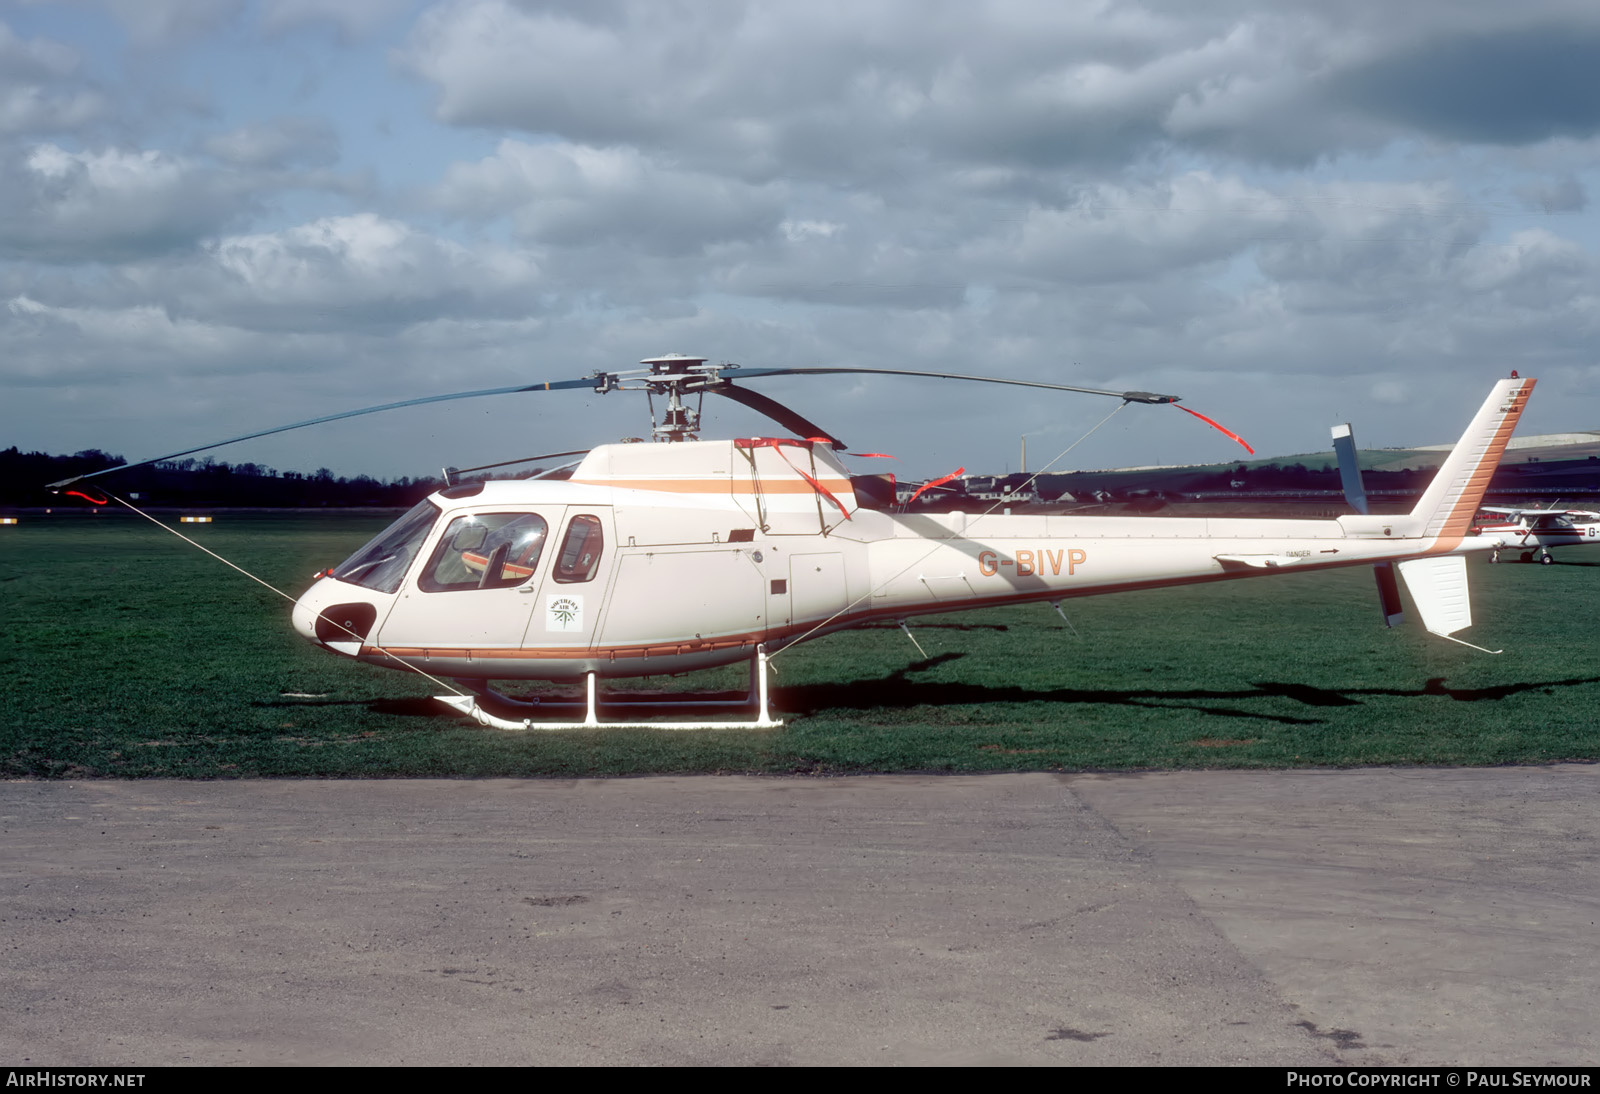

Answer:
[434,650,783,731]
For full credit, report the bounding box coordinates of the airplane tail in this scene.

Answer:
[1405,376,1535,548]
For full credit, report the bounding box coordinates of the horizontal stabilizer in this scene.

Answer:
[1396,556,1500,653]
[1214,553,1313,570]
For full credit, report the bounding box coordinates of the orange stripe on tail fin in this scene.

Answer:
[1411,376,1535,551]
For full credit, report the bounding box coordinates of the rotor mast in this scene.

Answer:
[639,354,720,442]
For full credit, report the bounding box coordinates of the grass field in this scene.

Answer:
[3,511,1598,778]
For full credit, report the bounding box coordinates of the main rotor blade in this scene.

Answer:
[1175,404,1254,454]
[707,383,848,449]
[731,366,1180,405]
[47,376,602,489]
[448,449,593,477]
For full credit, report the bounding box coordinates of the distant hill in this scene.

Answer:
[988,432,1600,517]
[1077,432,1600,477]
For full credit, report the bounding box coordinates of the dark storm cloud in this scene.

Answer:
[1334,26,1600,145]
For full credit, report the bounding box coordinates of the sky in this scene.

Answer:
[4,0,1600,483]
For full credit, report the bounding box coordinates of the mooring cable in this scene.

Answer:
[105,493,470,697]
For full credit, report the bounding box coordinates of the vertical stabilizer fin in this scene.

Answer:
[1408,377,1535,547]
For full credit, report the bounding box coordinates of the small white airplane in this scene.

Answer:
[52,359,1534,729]
[1472,506,1600,564]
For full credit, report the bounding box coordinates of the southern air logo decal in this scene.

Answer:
[547,594,583,632]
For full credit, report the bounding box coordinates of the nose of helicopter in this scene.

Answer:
[290,582,323,643]
[291,575,383,656]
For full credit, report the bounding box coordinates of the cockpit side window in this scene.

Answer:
[420,513,549,592]
[332,501,439,595]
[552,514,604,584]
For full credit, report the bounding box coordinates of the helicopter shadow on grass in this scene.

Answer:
[249,664,1600,727]
[1486,556,1600,567]
[254,695,459,719]
[777,654,1600,727]
[257,688,799,720]
[852,621,1013,633]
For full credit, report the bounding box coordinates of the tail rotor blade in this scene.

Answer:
[1334,423,1405,627]
[1331,423,1369,514]
[1373,560,1405,628]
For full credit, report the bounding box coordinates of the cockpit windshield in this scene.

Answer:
[420,513,549,591]
[331,500,439,594]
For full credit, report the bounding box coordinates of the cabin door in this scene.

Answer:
[520,507,615,651]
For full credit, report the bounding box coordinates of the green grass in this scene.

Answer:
[3,511,1598,778]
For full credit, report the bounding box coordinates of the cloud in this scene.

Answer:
[0,143,253,261]
[257,0,415,40]
[400,0,1208,180]
[0,20,105,135]
[1332,25,1600,146]
[960,172,1296,287]
[188,213,545,331]
[3,292,254,385]
[431,139,782,255]
[403,0,1600,182]
[9,1,1600,476]
[1516,175,1587,214]
[203,116,340,168]
[96,0,245,49]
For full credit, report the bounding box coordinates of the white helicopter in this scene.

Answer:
[53,357,1534,729]
[1471,506,1600,565]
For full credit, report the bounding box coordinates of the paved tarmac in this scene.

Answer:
[2,766,1596,1067]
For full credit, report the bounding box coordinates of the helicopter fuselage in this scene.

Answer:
[291,376,1529,683]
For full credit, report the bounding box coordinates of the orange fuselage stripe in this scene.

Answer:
[570,477,854,495]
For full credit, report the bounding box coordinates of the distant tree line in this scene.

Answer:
[0,447,444,508]
[1033,454,1600,505]
[8,444,1593,512]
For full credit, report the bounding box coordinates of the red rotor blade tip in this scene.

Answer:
[1176,405,1254,455]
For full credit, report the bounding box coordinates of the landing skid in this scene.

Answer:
[435,650,784,731]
